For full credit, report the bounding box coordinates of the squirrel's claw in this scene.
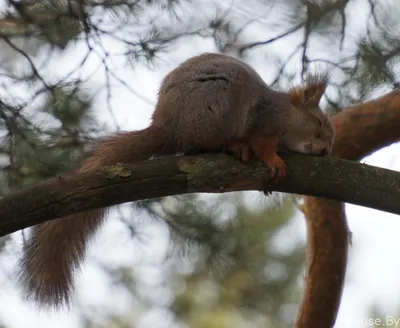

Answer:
[264,154,287,183]
[262,155,286,195]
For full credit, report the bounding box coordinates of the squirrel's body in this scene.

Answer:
[18,53,334,308]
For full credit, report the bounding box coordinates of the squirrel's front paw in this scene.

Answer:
[263,154,287,183]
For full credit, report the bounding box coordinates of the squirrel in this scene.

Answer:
[17,52,334,308]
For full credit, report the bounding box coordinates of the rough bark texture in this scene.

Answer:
[296,90,400,328]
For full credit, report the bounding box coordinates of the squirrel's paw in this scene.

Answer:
[263,154,287,183]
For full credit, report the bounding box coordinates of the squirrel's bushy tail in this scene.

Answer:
[18,125,170,308]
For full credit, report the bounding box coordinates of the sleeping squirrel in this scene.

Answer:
[17,52,334,308]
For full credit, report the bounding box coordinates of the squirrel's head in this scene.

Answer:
[278,73,335,156]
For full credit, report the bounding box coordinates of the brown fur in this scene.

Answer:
[18,53,334,308]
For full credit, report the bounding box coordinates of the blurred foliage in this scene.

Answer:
[165,195,303,328]
[0,0,398,327]
[83,194,304,328]
[0,87,95,194]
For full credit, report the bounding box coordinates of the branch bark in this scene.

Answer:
[296,90,400,328]
[1,153,399,237]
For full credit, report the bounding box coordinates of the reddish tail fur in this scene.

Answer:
[18,125,170,308]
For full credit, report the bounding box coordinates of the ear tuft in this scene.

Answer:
[289,89,305,109]
[290,72,329,109]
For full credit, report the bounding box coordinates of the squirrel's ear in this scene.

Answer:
[289,88,307,108]
[290,73,328,109]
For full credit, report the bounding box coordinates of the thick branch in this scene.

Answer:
[1,153,399,237]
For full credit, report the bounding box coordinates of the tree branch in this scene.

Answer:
[0,152,399,237]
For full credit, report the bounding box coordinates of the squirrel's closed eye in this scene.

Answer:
[314,117,322,137]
